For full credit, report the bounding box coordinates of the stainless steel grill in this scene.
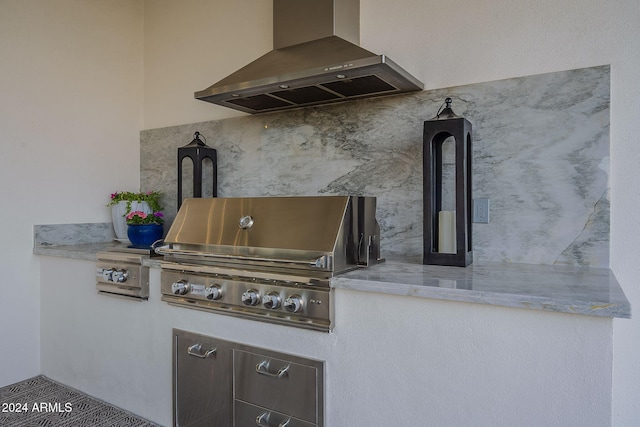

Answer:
[155,196,382,331]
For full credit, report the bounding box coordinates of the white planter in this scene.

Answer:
[111,201,151,241]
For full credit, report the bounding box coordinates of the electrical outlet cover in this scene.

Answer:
[473,198,490,223]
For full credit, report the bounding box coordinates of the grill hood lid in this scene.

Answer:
[194,0,423,114]
[157,196,383,274]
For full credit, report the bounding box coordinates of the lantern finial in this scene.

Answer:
[434,97,459,120]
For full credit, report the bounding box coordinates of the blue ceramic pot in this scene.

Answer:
[127,223,163,247]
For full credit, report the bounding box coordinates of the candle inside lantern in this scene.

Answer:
[438,210,456,254]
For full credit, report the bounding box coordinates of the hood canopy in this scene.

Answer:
[195,0,423,114]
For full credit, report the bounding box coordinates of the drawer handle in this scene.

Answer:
[187,343,217,359]
[256,412,291,427]
[256,360,289,379]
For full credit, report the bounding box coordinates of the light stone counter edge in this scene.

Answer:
[34,238,630,319]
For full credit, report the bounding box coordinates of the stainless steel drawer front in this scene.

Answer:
[173,329,324,427]
[234,350,320,424]
[235,400,316,427]
[174,330,233,426]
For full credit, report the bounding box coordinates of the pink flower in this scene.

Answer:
[126,211,147,220]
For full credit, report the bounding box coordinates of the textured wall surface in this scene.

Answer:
[141,65,610,267]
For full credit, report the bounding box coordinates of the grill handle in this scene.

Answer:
[154,245,329,269]
[151,239,164,251]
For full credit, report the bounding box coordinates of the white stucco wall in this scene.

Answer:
[143,0,273,128]
[39,258,613,427]
[0,0,143,387]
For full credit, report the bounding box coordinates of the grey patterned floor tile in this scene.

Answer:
[0,376,162,427]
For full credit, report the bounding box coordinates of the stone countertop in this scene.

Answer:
[33,241,164,268]
[334,258,630,319]
[34,240,630,319]
[34,241,121,260]
[33,223,164,268]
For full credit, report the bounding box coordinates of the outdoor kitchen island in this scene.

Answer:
[35,237,629,427]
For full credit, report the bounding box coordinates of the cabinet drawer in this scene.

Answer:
[235,400,316,427]
[234,349,320,424]
[175,330,233,427]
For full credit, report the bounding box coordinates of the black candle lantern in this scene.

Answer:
[177,131,217,209]
[423,98,473,267]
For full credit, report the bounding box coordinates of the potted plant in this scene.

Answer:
[125,209,165,247]
[108,191,163,241]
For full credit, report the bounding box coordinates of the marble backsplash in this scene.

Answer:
[141,65,610,267]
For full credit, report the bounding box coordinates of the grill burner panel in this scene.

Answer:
[161,263,332,331]
[96,249,152,300]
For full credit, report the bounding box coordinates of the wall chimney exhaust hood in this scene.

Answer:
[195,0,424,114]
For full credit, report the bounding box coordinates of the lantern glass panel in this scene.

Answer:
[201,157,216,198]
[180,157,194,201]
[433,133,457,255]
[441,136,456,212]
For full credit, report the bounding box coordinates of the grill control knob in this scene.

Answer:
[101,268,114,282]
[262,292,281,310]
[241,289,260,306]
[171,279,190,295]
[112,269,128,283]
[284,294,303,313]
[205,284,222,300]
